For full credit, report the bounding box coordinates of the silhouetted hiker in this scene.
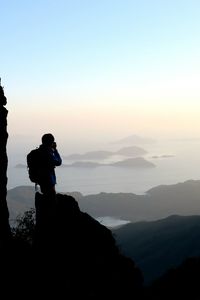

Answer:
[37,133,62,195]
[27,133,62,196]
[27,134,62,231]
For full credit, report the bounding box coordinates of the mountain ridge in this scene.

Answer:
[7,179,200,222]
[114,214,200,283]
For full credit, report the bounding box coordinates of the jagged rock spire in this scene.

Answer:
[0,79,7,106]
[0,78,11,243]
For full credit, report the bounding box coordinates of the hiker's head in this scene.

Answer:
[42,133,55,147]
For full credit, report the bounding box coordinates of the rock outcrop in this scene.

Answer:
[33,193,143,298]
[0,81,11,242]
[1,193,143,299]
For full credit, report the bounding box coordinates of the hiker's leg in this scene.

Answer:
[39,184,56,214]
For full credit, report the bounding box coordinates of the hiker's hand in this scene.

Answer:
[52,142,57,150]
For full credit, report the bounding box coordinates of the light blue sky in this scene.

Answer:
[1,0,200,146]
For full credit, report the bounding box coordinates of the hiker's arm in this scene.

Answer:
[52,150,62,166]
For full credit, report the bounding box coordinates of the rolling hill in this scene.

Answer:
[114,215,200,283]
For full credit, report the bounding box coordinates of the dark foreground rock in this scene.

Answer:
[0,193,143,299]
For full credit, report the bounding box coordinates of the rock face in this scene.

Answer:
[0,83,11,242]
[1,193,143,298]
[32,193,143,298]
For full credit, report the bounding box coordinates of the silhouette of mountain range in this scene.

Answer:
[114,215,200,284]
[7,180,200,222]
[78,180,200,221]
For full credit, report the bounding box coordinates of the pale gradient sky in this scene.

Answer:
[1,0,200,151]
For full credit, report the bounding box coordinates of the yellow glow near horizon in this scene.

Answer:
[8,94,200,142]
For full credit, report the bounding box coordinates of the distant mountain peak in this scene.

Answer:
[113,134,156,145]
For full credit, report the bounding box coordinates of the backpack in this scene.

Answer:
[27,148,41,183]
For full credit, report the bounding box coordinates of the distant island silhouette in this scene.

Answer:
[15,157,155,169]
[64,146,148,160]
[110,157,155,168]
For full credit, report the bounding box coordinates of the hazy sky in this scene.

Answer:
[1,0,200,151]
